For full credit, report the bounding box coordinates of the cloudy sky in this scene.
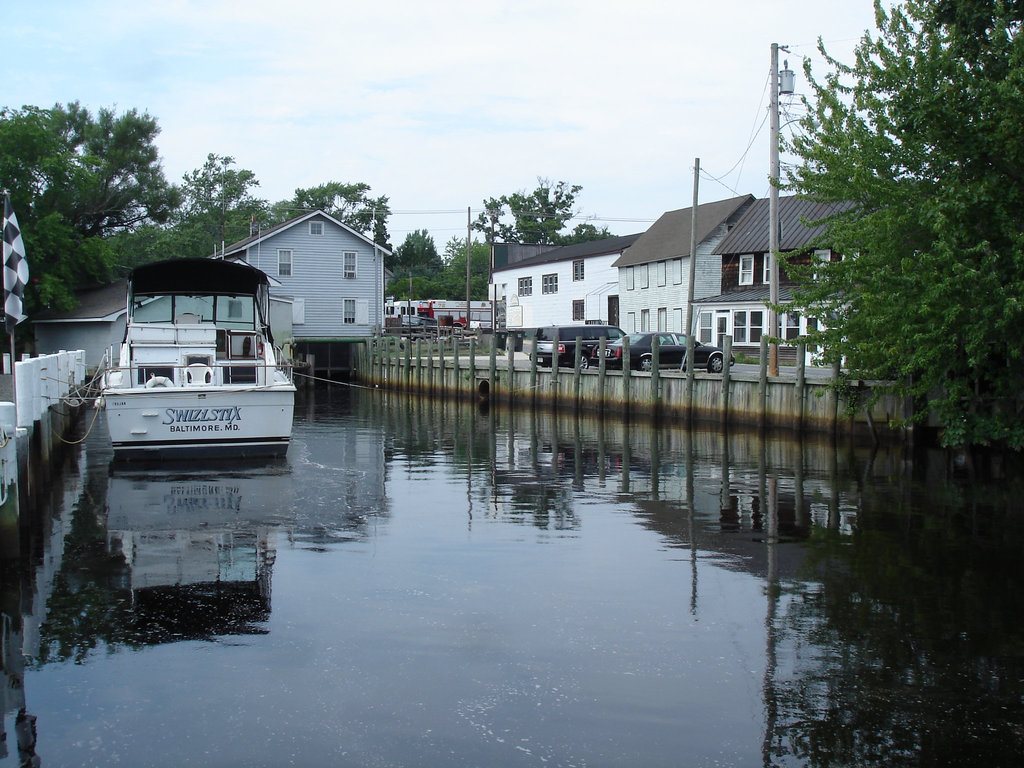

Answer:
[6,0,881,246]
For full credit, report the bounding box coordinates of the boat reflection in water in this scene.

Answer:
[105,459,294,643]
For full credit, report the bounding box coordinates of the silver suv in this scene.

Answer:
[532,325,624,368]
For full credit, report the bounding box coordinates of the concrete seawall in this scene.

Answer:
[0,351,89,555]
[356,336,909,443]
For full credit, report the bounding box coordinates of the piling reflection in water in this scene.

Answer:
[349,390,1024,765]
[1,386,1022,766]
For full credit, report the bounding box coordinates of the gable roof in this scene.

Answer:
[492,233,642,274]
[712,196,851,255]
[220,209,392,258]
[612,195,754,268]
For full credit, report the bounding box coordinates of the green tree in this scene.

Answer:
[174,153,266,258]
[0,103,177,310]
[390,229,442,279]
[270,181,391,249]
[474,178,606,245]
[784,0,1024,448]
[438,237,490,300]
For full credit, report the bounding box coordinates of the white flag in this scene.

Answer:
[3,194,29,333]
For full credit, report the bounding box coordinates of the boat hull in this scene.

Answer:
[104,385,295,461]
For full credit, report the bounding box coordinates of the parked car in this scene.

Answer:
[403,314,438,328]
[591,332,731,373]
[532,325,624,368]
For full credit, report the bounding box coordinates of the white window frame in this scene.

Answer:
[733,309,764,344]
[342,298,356,324]
[782,311,800,341]
[518,277,533,297]
[739,255,754,286]
[343,251,357,279]
[698,311,713,344]
[542,273,558,294]
[763,253,771,284]
[640,308,650,332]
[812,249,831,280]
[673,258,683,285]
[657,261,666,287]
[657,307,667,331]
[309,220,324,236]
[639,264,650,289]
[573,260,584,281]
[278,249,292,277]
[626,266,635,290]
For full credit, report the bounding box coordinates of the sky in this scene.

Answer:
[5,0,882,247]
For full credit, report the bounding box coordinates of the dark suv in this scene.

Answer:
[532,325,624,368]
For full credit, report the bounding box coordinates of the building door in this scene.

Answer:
[716,312,729,347]
[607,295,619,327]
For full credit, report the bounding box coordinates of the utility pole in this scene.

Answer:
[768,42,791,377]
[465,207,472,327]
[685,158,700,337]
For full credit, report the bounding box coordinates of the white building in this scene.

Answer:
[490,234,641,329]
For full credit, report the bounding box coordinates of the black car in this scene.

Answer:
[591,332,731,373]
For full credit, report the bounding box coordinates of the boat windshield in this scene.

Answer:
[132,293,257,330]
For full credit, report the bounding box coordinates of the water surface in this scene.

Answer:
[1,386,1021,767]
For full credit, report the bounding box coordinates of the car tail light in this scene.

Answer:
[557,343,565,354]
[614,348,622,359]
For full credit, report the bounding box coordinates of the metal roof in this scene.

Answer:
[491,233,643,274]
[693,285,797,305]
[611,195,754,268]
[712,196,851,255]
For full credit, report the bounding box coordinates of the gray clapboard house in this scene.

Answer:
[221,210,390,378]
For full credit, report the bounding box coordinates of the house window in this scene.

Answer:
[627,311,636,332]
[783,311,800,340]
[626,266,635,290]
[813,249,831,280]
[673,259,683,285]
[518,277,533,296]
[343,298,356,324]
[343,251,357,279]
[640,308,650,332]
[733,309,763,344]
[309,220,324,236]
[572,300,584,321]
[573,260,584,281]
[639,264,650,289]
[542,274,558,294]
[763,253,771,284]
[657,262,666,287]
[699,312,713,344]
[657,307,667,331]
[278,249,292,277]
[739,255,754,285]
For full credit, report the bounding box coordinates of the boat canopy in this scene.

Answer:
[129,258,270,297]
